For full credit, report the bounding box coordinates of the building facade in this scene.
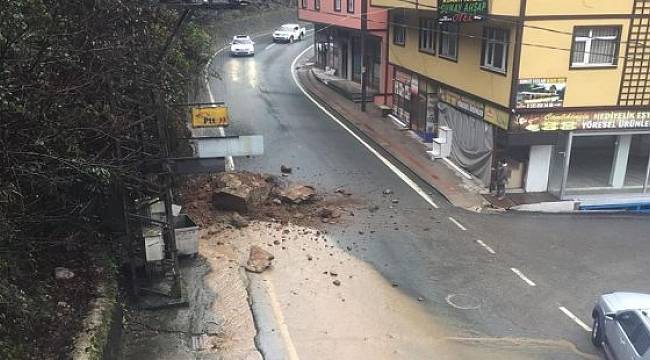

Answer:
[371,0,650,199]
[298,0,392,104]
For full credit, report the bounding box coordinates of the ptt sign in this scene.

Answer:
[191,106,230,128]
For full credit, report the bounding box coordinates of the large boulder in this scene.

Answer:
[245,246,274,273]
[212,172,272,212]
[278,184,316,204]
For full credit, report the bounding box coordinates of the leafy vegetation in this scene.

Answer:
[0,0,211,358]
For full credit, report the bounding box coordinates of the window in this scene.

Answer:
[617,312,650,356]
[418,18,436,54]
[439,23,459,60]
[301,0,307,8]
[315,0,320,10]
[393,13,406,46]
[481,27,509,73]
[334,0,341,11]
[347,0,354,13]
[571,26,620,67]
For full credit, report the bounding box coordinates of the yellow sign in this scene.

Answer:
[440,88,510,130]
[484,105,510,130]
[191,106,229,128]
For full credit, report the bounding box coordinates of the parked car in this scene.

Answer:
[230,35,254,56]
[272,24,306,43]
[592,292,650,359]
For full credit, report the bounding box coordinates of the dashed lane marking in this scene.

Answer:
[448,216,467,231]
[264,43,276,50]
[510,267,537,287]
[559,306,592,332]
[476,240,496,254]
[291,45,439,209]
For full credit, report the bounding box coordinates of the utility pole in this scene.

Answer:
[153,7,193,299]
[360,0,368,112]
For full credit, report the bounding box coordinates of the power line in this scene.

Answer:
[387,0,650,48]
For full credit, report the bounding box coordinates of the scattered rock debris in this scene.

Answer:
[245,246,275,273]
[230,212,250,228]
[280,165,292,174]
[382,188,393,195]
[180,171,362,228]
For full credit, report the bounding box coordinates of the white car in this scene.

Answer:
[272,24,306,43]
[230,35,254,56]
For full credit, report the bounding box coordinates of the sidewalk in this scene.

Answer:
[296,63,488,211]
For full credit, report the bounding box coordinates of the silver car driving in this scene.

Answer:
[592,292,650,359]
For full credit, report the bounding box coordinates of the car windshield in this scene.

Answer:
[233,38,252,44]
[280,25,295,31]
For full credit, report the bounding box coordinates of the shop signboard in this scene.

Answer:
[516,78,567,109]
[439,87,510,129]
[438,0,488,22]
[513,110,650,132]
[191,106,229,128]
[484,105,510,130]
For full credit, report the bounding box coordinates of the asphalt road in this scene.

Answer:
[204,32,650,359]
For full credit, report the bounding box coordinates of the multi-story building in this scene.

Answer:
[370,0,650,200]
[298,0,391,104]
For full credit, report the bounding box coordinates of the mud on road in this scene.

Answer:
[120,172,597,360]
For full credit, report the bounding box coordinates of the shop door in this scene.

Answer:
[351,37,361,83]
[624,134,650,191]
[566,135,616,190]
[547,134,570,198]
[411,77,427,134]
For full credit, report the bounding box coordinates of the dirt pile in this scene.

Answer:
[180,171,361,228]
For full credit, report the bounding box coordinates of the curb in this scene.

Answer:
[70,261,121,360]
[295,65,477,210]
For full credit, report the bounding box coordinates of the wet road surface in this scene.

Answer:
[203,32,650,359]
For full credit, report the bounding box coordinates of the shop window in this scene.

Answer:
[301,0,307,8]
[481,27,509,74]
[334,0,341,11]
[393,13,406,46]
[347,0,354,13]
[439,23,459,60]
[418,18,436,54]
[315,0,320,10]
[571,26,620,68]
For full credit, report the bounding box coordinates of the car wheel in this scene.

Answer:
[591,314,604,347]
[289,36,294,43]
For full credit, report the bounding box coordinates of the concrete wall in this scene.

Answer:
[525,145,553,192]
[525,0,635,16]
[389,11,515,107]
[299,0,388,31]
[519,18,629,108]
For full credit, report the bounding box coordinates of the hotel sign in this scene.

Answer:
[438,0,488,22]
[513,110,650,132]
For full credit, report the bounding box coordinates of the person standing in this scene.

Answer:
[496,159,510,200]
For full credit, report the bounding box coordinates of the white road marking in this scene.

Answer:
[559,306,592,332]
[291,45,439,209]
[475,240,496,254]
[448,216,467,231]
[204,31,280,172]
[510,268,536,287]
[264,43,276,50]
